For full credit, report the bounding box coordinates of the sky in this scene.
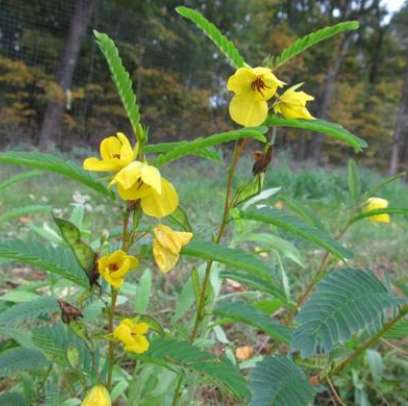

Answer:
[384,0,406,13]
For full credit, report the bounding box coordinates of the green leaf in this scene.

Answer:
[138,337,250,400]
[214,300,291,344]
[265,116,367,152]
[32,325,92,372]
[233,174,264,206]
[0,205,52,224]
[53,216,95,279]
[243,233,305,268]
[383,320,408,339]
[144,142,222,163]
[167,206,193,232]
[0,392,28,406]
[350,208,408,224]
[367,172,405,195]
[134,268,152,314]
[0,170,42,193]
[181,240,285,300]
[153,128,266,167]
[0,240,89,287]
[176,6,245,68]
[279,194,325,230]
[0,152,113,198]
[0,348,50,377]
[219,271,284,299]
[250,355,315,406]
[347,159,360,207]
[94,31,143,143]
[0,297,59,326]
[292,268,406,357]
[191,267,202,308]
[239,207,353,260]
[273,21,359,69]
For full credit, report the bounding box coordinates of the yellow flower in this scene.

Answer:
[364,197,390,223]
[98,250,138,289]
[227,66,285,127]
[110,161,179,218]
[153,225,193,273]
[274,83,315,120]
[83,132,135,172]
[81,385,111,406]
[113,318,149,354]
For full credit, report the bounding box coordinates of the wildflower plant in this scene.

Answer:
[1,6,408,406]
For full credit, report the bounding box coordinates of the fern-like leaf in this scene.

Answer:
[181,240,285,300]
[239,207,353,260]
[265,116,367,152]
[94,31,143,143]
[214,300,291,343]
[0,348,50,377]
[273,21,359,69]
[250,355,315,406]
[0,240,89,287]
[292,268,406,357]
[0,205,52,224]
[138,337,250,400]
[176,6,246,68]
[0,152,113,198]
[0,392,28,406]
[0,170,42,193]
[0,297,59,326]
[153,128,266,167]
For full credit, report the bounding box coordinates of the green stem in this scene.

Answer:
[328,305,408,377]
[107,211,129,390]
[171,141,243,406]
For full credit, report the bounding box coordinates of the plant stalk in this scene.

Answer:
[171,140,244,406]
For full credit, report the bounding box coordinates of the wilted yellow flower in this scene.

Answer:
[274,83,315,120]
[98,250,138,289]
[364,197,390,223]
[83,132,134,172]
[227,66,285,127]
[113,318,149,354]
[109,161,179,218]
[81,385,111,406]
[153,225,193,273]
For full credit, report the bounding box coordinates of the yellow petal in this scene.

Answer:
[132,322,150,335]
[364,197,390,223]
[229,93,268,127]
[141,164,162,194]
[126,335,150,354]
[227,67,255,94]
[109,161,143,189]
[117,182,151,201]
[81,385,111,406]
[117,132,135,164]
[113,323,134,344]
[279,103,314,120]
[153,240,179,273]
[154,225,193,254]
[100,136,122,160]
[140,178,179,218]
[83,157,122,172]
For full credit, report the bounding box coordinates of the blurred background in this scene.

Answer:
[0,0,407,173]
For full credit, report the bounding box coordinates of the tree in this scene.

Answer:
[38,0,97,151]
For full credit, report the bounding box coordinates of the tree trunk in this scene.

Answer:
[389,58,408,176]
[38,0,96,152]
[310,36,351,164]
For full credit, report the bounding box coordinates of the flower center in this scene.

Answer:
[251,76,270,97]
[109,263,119,272]
[112,153,121,159]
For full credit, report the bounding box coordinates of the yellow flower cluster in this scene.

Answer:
[364,197,390,223]
[113,318,150,354]
[227,66,315,127]
[97,250,138,289]
[83,133,178,219]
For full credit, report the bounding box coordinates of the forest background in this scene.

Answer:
[1,0,408,174]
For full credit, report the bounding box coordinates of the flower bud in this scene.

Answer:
[81,385,111,406]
